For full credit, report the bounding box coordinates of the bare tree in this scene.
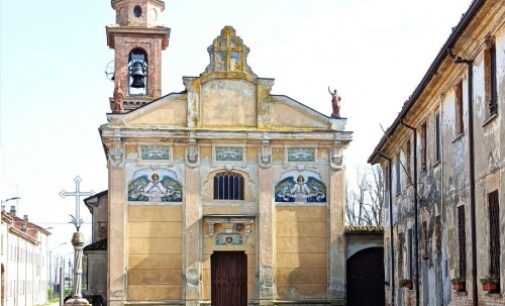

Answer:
[345,164,384,226]
[345,182,358,225]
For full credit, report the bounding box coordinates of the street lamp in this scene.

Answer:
[1,196,21,211]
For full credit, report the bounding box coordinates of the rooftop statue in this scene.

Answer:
[328,86,341,118]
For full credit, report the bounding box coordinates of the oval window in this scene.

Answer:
[133,5,142,17]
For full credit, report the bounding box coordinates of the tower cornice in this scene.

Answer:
[106,25,170,49]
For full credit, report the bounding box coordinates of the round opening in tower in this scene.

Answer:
[133,5,142,17]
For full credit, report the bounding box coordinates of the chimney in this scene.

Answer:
[23,215,29,221]
[10,205,16,216]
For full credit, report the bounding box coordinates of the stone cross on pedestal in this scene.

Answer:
[59,176,94,306]
[59,176,95,230]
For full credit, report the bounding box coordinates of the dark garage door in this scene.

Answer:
[347,247,385,306]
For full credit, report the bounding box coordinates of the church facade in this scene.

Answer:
[100,1,352,305]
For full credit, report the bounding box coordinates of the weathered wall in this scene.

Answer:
[275,206,328,300]
[375,3,505,306]
[86,251,107,297]
[127,206,182,300]
[129,100,187,126]
[201,80,257,128]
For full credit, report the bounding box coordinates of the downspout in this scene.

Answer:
[401,120,419,306]
[378,152,395,303]
[448,50,477,306]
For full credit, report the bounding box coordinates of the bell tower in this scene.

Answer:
[106,0,170,112]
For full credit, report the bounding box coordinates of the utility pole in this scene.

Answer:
[59,259,64,306]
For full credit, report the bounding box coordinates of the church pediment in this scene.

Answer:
[114,93,188,127]
[268,95,331,129]
[107,26,343,132]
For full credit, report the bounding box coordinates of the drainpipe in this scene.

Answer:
[448,50,477,306]
[401,120,419,306]
[377,152,395,304]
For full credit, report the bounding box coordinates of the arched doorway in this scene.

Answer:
[347,247,384,306]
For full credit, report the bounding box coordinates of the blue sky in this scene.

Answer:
[1,0,473,256]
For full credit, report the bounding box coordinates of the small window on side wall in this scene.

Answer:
[213,172,244,200]
[395,152,401,194]
[455,80,464,135]
[421,122,427,171]
[435,112,441,163]
[484,37,498,118]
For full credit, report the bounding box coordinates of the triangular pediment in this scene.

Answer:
[110,90,336,131]
[268,95,331,129]
[106,26,343,132]
[112,93,188,127]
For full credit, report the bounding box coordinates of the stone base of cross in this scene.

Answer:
[64,231,91,306]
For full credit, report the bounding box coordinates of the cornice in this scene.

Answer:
[106,25,171,49]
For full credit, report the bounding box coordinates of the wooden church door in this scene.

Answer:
[211,251,247,306]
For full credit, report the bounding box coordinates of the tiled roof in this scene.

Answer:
[345,225,384,234]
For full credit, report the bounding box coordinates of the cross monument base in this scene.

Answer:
[64,232,91,306]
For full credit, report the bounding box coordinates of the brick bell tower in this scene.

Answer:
[106,0,170,112]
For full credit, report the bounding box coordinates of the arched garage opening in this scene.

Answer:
[347,247,384,306]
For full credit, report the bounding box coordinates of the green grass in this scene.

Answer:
[34,288,72,306]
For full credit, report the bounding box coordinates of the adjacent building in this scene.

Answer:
[1,207,51,306]
[99,1,352,305]
[83,191,108,302]
[368,0,505,305]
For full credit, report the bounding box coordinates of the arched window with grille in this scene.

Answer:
[213,172,244,200]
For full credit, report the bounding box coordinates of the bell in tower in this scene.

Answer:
[128,49,148,94]
[106,0,170,111]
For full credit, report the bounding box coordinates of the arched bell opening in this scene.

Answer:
[128,48,148,95]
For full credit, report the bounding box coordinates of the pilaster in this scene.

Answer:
[183,166,201,305]
[107,163,127,306]
[328,167,346,303]
[258,166,275,303]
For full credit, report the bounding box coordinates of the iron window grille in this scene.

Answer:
[408,228,413,279]
[455,81,464,134]
[435,112,441,162]
[213,172,244,200]
[435,216,441,254]
[421,123,427,171]
[488,191,500,280]
[398,232,404,279]
[458,206,466,279]
[484,40,498,117]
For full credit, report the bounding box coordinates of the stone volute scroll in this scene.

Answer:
[258,133,272,168]
[328,86,342,118]
[107,131,125,168]
[330,140,345,171]
[186,132,200,168]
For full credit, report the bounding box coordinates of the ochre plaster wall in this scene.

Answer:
[270,103,327,129]
[127,206,182,300]
[275,206,328,299]
[129,100,187,126]
[201,80,257,127]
